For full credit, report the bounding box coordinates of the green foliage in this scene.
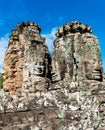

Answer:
[0,73,3,89]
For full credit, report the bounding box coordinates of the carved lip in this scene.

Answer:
[92,70,102,80]
[92,70,101,75]
[92,70,102,78]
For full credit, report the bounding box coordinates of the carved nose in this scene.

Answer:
[94,64,102,73]
[37,68,43,73]
[92,69,101,74]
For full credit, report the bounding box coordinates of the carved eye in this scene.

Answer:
[40,62,44,65]
[98,60,102,65]
[90,60,95,64]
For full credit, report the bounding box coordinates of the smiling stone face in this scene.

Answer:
[83,61,102,81]
[34,60,45,76]
[81,33,103,81]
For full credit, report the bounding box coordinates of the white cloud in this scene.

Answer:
[42,27,57,55]
[0,35,9,73]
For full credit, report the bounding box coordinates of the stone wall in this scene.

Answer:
[0,21,105,130]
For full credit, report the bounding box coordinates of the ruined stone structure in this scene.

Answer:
[0,21,105,130]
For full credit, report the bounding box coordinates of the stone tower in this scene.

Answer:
[3,22,51,102]
[52,21,103,83]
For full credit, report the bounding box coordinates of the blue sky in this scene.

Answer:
[0,0,105,72]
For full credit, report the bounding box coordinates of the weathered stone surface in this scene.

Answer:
[0,21,105,130]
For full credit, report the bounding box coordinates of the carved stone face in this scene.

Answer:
[83,60,102,81]
[51,61,61,82]
[34,59,45,76]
